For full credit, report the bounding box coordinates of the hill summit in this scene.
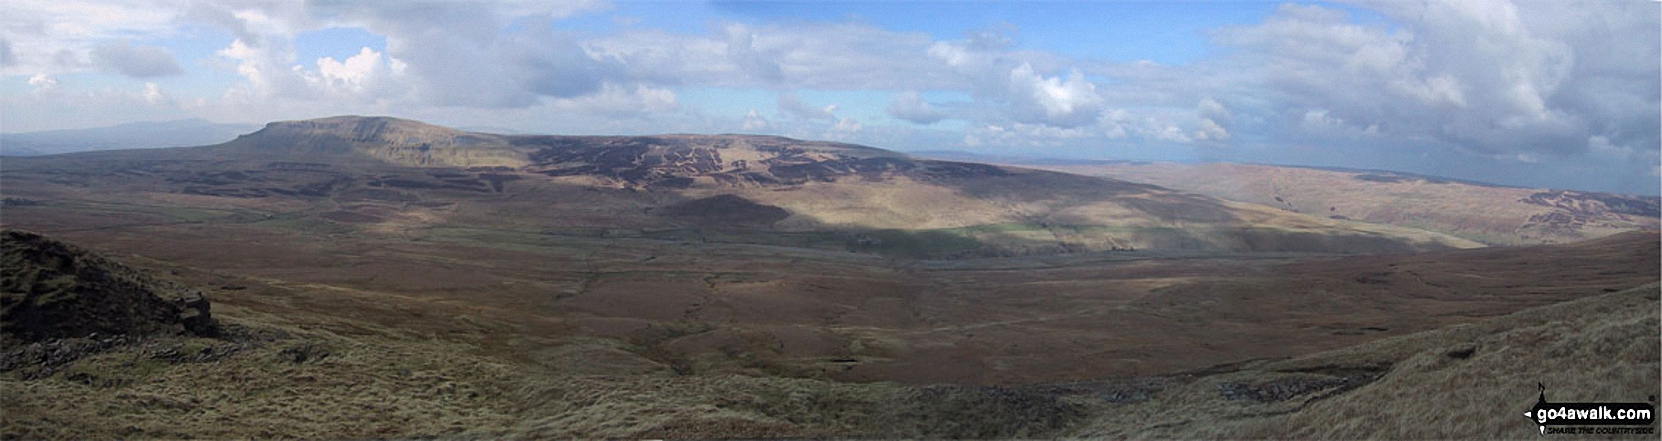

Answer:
[224,116,523,167]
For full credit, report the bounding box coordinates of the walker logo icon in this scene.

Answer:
[1524,383,1655,436]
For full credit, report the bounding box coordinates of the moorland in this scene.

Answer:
[2,116,1656,438]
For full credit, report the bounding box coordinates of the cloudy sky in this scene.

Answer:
[2,1,1658,195]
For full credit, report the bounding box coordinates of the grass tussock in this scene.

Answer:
[4,315,1086,440]
[2,320,520,440]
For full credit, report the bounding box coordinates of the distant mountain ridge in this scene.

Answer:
[1,119,260,156]
[1027,161,1660,245]
[0,115,1483,256]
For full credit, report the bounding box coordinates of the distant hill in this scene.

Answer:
[1,115,1480,256]
[0,119,260,156]
[1019,162,1659,246]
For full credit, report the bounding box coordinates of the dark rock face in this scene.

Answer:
[1,230,217,345]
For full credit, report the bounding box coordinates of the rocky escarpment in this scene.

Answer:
[224,116,523,167]
[1,229,216,345]
[224,117,1014,190]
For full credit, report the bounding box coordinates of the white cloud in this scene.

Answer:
[1195,97,1233,141]
[1302,109,1342,128]
[741,109,771,131]
[965,122,1094,147]
[27,73,56,94]
[316,48,382,87]
[1097,109,1130,139]
[187,1,622,109]
[214,37,307,100]
[828,117,863,138]
[927,41,974,68]
[547,83,678,117]
[0,0,187,76]
[301,47,406,103]
[1197,97,1232,126]
[1005,63,1103,128]
[777,91,837,120]
[1195,118,1230,141]
[1152,124,1192,143]
[887,91,946,124]
[142,82,165,105]
[587,21,959,91]
[1215,1,1657,158]
[89,40,181,78]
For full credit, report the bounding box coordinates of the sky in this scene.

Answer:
[1,0,1658,195]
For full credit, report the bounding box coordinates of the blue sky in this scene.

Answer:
[1,0,1658,195]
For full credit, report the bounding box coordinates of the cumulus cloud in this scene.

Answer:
[741,109,772,131]
[89,40,181,78]
[1004,63,1104,128]
[777,92,837,120]
[316,48,383,85]
[722,24,785,84]
[1193,97,1232,141]
[335,6,617,108]
[587,22,1090,129]
[829,117,863,137]
[887,91,946,124]
[173,1,635,111]
[27,73,57,94]
[965,122,1090,147]
[1195,118,1230,141]
[142,82,166,105]
[1215,1,1659,158]
[1197,97,1231,126]
[214,36,309,99]
[546,83,678,117]
[927,24,1014,70]
[0,0,185,76]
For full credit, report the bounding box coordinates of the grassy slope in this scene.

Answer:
[0,245,1080,439]
[7,262,1653,439]
[1071,282,1661,439]
[1,226,1655,439]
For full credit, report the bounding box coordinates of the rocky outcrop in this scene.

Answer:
[1,230,216,345]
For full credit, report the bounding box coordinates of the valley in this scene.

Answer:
[2,116,1657,438]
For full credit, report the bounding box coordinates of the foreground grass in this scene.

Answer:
[3,232,1655,440]
[1070,282,1661,438]
[2,323,519,439]
[3,317,1079,439]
